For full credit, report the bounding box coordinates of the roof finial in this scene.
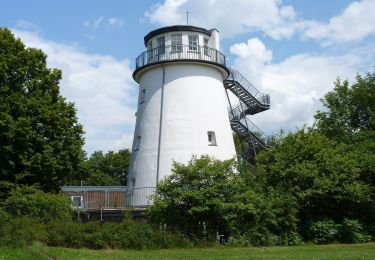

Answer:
[186,11,189,25]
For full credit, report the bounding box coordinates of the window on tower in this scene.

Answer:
[188,35,198,52]
[130,178,136,188]
[207,131,217,146]
[139,89,146,104]
[147,42,153,62]
[203,38,209,56]
[134,136,141,151]
[171,34,182,52]
[157,36,165,55]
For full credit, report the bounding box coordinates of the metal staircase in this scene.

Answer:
[224,69,270,115]
[224,69,271,163]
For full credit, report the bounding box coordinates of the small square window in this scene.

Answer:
[139,89,146,104]
[134,136,141,151]
[207,131,217,146]
[71,196,82,208]
[130,178,136,188]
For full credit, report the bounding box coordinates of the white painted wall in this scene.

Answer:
[128,62,237,189]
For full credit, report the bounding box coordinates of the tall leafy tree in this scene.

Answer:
[78,149,131,186]
[315,70,375,139]
[0,28,85,192]
[255,129,374,237]
[314,70,375,207]
[148,155,299,244]
[148,156,243,238]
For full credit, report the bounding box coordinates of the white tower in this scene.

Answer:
[127,25,237,203]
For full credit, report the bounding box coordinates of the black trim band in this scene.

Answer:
[133,59,230,82]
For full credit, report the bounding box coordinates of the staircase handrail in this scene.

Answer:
[227,69,270,106]
[228,106,271,146]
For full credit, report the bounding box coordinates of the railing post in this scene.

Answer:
[105,189,108,208]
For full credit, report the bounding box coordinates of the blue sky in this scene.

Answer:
[1,0,374,155]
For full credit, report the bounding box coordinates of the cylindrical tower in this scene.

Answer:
[127,25,237,203]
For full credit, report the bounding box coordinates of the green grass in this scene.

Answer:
[1,243,375,259]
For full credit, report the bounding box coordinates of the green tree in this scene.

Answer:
[0,28,85,192]
[315,70,375,139]
[148,156,242,239]
[255,129,374,238]
[148,155,299,245]
[314,70,375,226]
[74,149,131,186]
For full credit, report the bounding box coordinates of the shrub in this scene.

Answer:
[0,181,15,202]
[46,220,84,248]
[0,217,47,247]
[245,229,279,246]
[0,207,10,223]
[340,219,371,243]
[227,236,252,247]
[278,231,303,246]
[2,186,71,223]
[308,220,340,244]
[151,229,193,248]
[45,218,194,250]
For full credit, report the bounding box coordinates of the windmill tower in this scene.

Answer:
[127,25,270,206]
[128,25,236,192]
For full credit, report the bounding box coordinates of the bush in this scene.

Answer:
[2,186,71,223]
[46,220,87,248]
[308,220,340,244]
[340,219,371,243]
[245,229,279,247]
[0,207,10,224]
[45,219,194,250]
[0,217,47,247]
[227,236,252,247]
[278,231,303,246]
[103,220,154,249]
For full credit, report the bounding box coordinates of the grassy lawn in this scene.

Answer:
[1,243,375,259]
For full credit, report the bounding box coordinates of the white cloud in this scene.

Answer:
[301,0,375,46]
[84,16,104,29]
[145,0,375,44]
[230,38,374,135]
[108,17,124,27]
[145,0,298,39]
[15,20,41,32]
[230,38,273,61]
[84,16,124,29]
[12,29,137,155]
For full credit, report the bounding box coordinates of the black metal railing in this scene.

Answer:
[228,106,272,147]
[227,69,270,107]
[135,44,226,69]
